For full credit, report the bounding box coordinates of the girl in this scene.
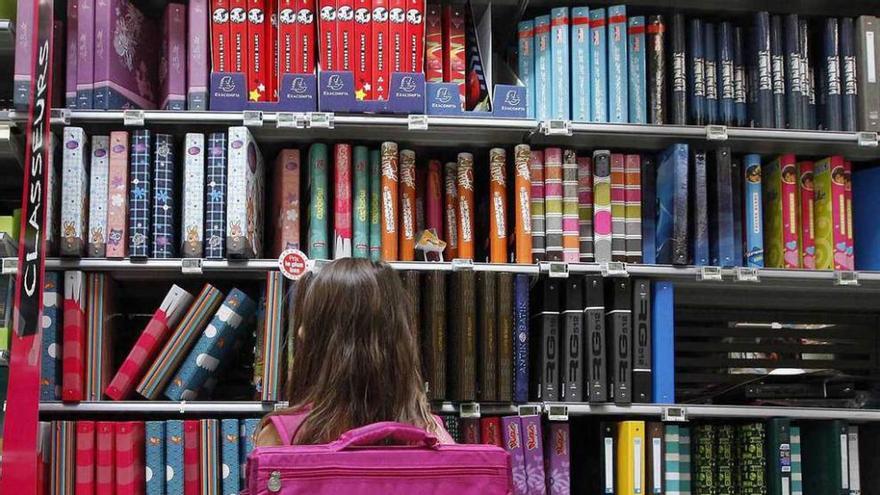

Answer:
[257,258,454,446]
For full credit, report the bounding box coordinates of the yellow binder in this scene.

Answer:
[616,421,646,495]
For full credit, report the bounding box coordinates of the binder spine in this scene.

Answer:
[692,150,709,266]
[308,143,330,260]
[399,149,416,261]
[704,23,719,125]
[824,19,843,131]
[624,154,642,263]
[544,148,564,262]
[513,274,530,403]
[608,5,628,123]
[530,151,546,262]
[718,22,735,127]
[551,7,570,120]
[562,277,584,402]
[608,278,632,405]
[855,17,880,132]
[514,145,533,264]
[489,148,508,263]
[755,12,774,128]
[670,14,687,125]
[592,150,613,264]
[379,142,399,261]
[106,132,129,259]
[61,127,89,257]
[334,144,354,259]
[585,275,607,402]
[370,150,382,260]
[87,136,109,258]
[688,19,706,125]
[477,272,497,401]
[456,152,475,259]
[182,134,206,258]
[151,134,177,258]
[518,20,536,119]
[535,15,552,121]
[651,281,674,404]
[443,161,459,259]
[353,146,370,258]
[744,154,765,268]
[577,157,594,262]
[127,130,151,258]
[496,272,513,402]
[647,15,666,125]
[770,16,787,128]
[632,279,652,403]
[204,133,227,260]
[641,154,657,265]
[562,150,580,263]
[590,9,608,122]
[784,15,804,129]
[628,16,647,124]
[571,8,591,122]
[733,26,748,127]
[537,279,560,402]
[841,18,858,131]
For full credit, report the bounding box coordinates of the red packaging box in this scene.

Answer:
[268,0,278,99]
[297,0,317,73]
[184,420,201,495]
[425,3,442,82]
[114,422,145,495]
[442,3,465,103]
[404,0,424,73]
[279,0,297,73]
[353,0,372,98]
[318,0,337,70]
[95,422,115,495]
[229,0,248,72]
[336,0,354,71]
[388,0,406,72]
[372,0,390,99]
[75,421,96,495]
[211,0,231,72]
[247,0,269,101]
[480,417,503,447]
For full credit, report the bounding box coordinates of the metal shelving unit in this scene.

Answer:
[1,110,877,158]
[39,401,275,415]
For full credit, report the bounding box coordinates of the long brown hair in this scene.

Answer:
[267,258,434,444]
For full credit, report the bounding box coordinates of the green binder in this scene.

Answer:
[369,149,382,261]
[766,419,792,495]
[693,424,717,495]
[736,422,767,495]
[715,424,735,495]
[801,420,849,495]
[307,143,329,260]
[353,146,370,258]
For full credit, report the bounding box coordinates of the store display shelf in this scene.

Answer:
[550,403,880,422]
[39,401,275,415]
[514,0,879,17]
[2,110,877,158]
[0,20,13,61]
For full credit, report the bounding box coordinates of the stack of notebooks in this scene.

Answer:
[517,7,880,132]
[42,418,259,494]
[528,276,675,405]
[38,272,290,404]
[573,419,871,495]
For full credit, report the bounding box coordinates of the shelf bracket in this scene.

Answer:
[856,131,879,147]
[698,266,723,282]
[408,114,429,130]
[181,258,203,275]
[308,112,335,129]
[834,270,860,286]
[661,406,688,422]
[517,404,541,417]
[541,119,572,136]
[706,125,728,141]
[546,405,569,421]
[123,109,145,127]
[242,111,264,127]
[734,267,760,283]
[601,261,628,277]
[459,402,481,418]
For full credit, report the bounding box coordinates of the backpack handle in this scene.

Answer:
[332,422,440,451]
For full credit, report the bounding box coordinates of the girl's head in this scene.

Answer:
[279,258,433,444]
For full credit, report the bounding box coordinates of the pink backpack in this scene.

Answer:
[245,412,513,494]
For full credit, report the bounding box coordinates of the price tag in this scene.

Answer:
[542,120,572,136]
[706,125,728,141]
[834,271,860,286]
[546,262,569,278]
[181,258,203,274]
[278,249,310,280]
[308,112,334,129]
[273,401,290,411]
[601,261,628,277]
[51,108,71,125]
[408,114,428,130]
[735,267,760,282]
[1,258,17,275]
[276,112,302,128]
[856,131,879,147]
[546,405,569,421]
[123,109,145,126]
[459,402,481,418]
[451,258,474,271]
[661,407,688,422]
[517,404,541,417]
[698,266,723,281]
[242,111,264,127]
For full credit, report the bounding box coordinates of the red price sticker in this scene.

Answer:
[278,249,310,280]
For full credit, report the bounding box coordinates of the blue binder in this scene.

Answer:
[853,165,880,270]
[688,19,706,125]
[518,20,536,120]
[823,18,843,131]
[651,281,674,404]
[656,144,689,265]
[590,8,608,122]
[628,16,647,124]
[204,132,227,259]
[641,154,657,265]
[534,15,552,121]
[608,5,628,123]
[550,7,570,120]
[704,23,719,125]
[129,130,152,258]
[784,15,804,129]
[743,154,765,267]
[770,15,786,129]
[840,17,858,132]
[718,22,735,126]
[571,7,591,122]
[733,26,748,127]
[755,12,774,128]
[151,134,176,258]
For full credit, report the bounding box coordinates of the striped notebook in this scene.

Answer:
[625,154,643,263]
[62,270,87,401]
[129,130,153,258]
[87,135,109,257]
[105,285,195,400]
[40,272,62,401]
[51,421,76,494]
[577,157,594,262]
[610,153,627,262]
[205,133,227,259]
[151,134,177,258]
[145,421,165,495]
[85,273,114,401]
[221,419,241,495]
[260,273,286,401]
[136,284,224,400]
[790,426,803,495]
[530,150,546,262]
[679,426,692,495]
[200,419,220,495]
[562,150,579,262]
[164,288,257,401]
[182,133,206,258]
[665,425,681,495]
[544,148,564,261]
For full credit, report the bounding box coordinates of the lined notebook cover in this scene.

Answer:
[422,271,446,400]
[562,276,584,402]
[62,270,87,401]
[165,289,257,401]
[61,127,89,257]
[136,284,224,400]
[129,130,152,258]
[585,275,607,402]
[182,133,205,258]
[513,274,531,403]
[87,135,109,257]
[144,421,164,495]
[41,273,62,400]
[497,272,513,402]
[530,150,546,262]
[106,131,129,258]
[477,272,498,401]
[204,133,227,259]
[226,126,265,259]
[105,285,193,400]
[151,134,177,258]
[449,270,476,401]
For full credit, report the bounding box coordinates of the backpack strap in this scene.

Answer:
[269,411,309,446]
